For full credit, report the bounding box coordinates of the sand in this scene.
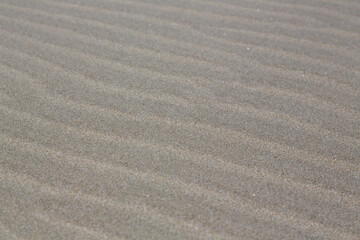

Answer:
[0,0,359,239]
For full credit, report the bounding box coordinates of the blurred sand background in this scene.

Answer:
[0,0,359,239]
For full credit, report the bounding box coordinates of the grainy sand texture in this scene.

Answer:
[0,0,359,239]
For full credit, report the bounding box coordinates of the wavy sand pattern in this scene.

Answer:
[0,0,359,239]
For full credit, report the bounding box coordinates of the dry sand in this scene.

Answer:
[0,0,359,239]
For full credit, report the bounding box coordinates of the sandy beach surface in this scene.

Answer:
[0,0,359,239]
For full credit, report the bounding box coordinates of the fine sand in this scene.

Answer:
[0,0,359,239]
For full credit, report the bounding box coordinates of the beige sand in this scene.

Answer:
[0,0,359,239]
